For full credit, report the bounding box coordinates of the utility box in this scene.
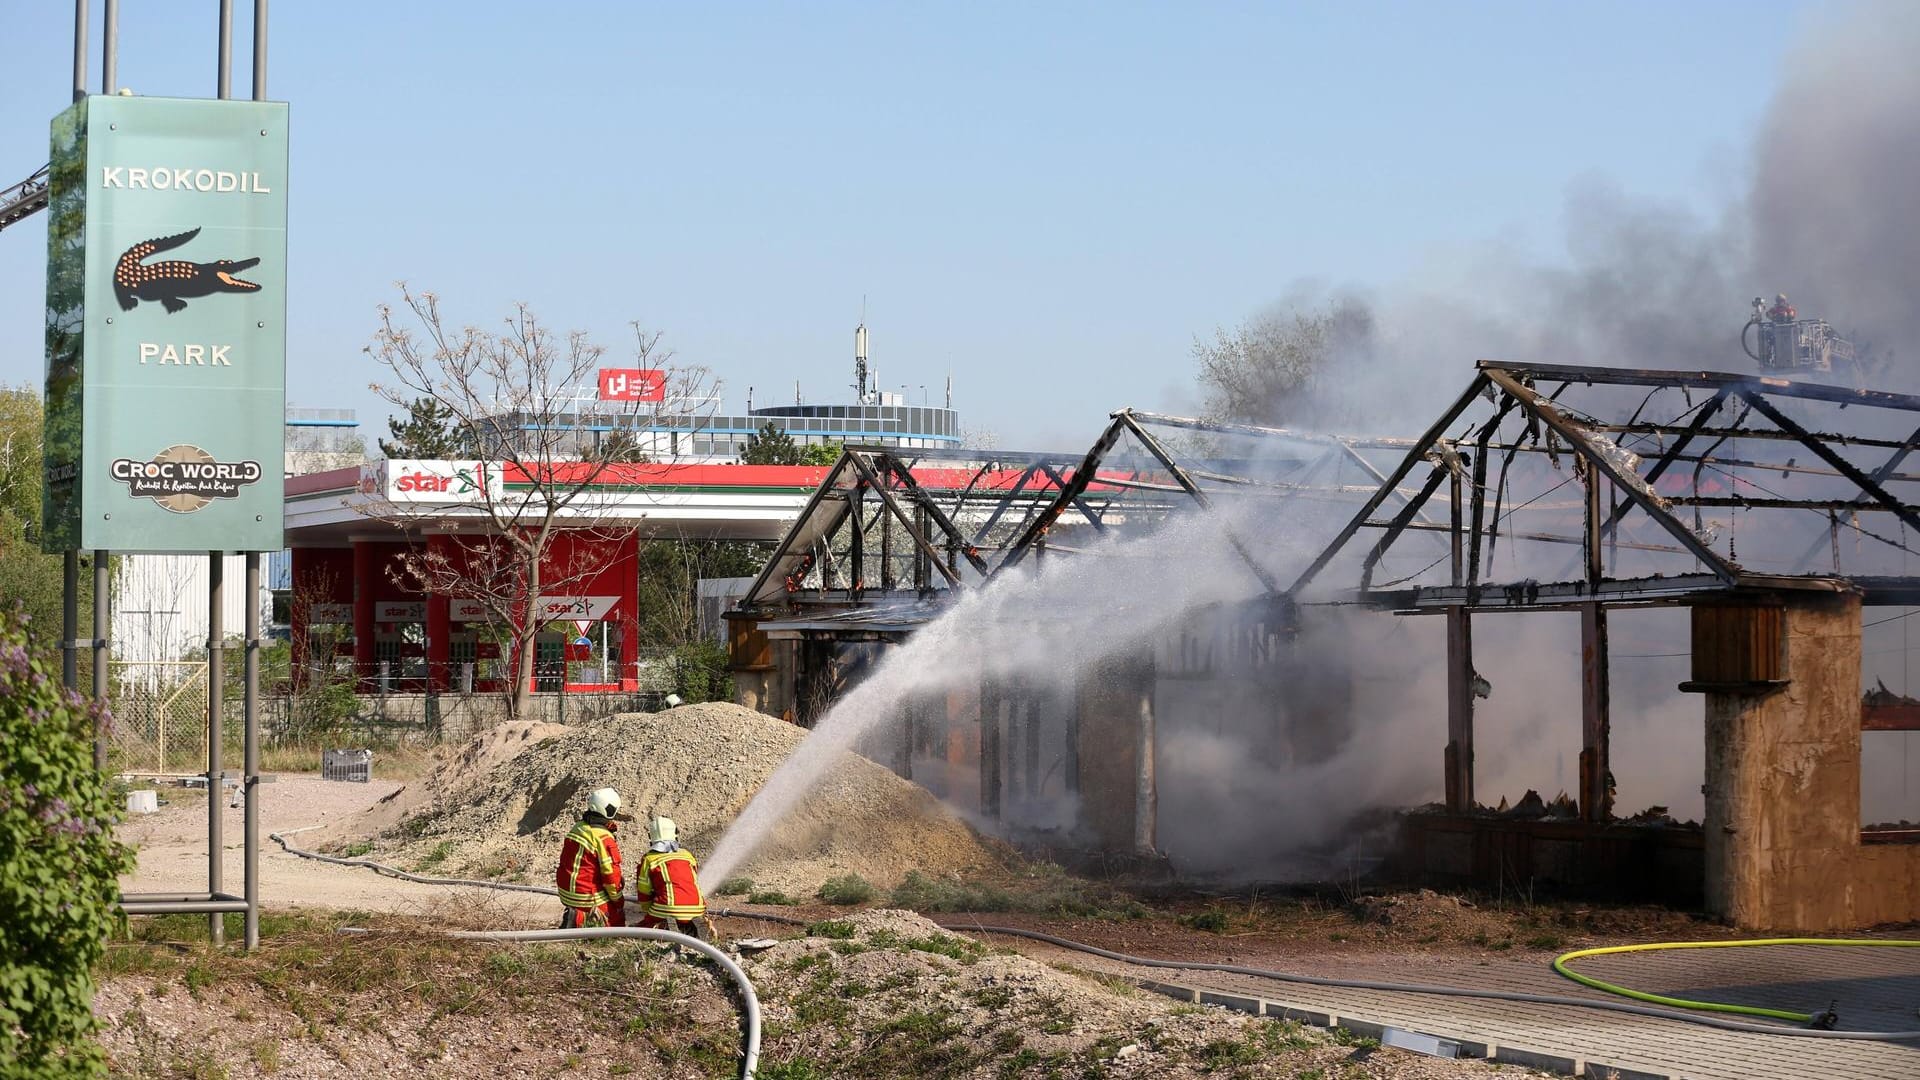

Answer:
[321,748,373,783]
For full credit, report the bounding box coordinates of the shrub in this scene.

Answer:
[747,889,799,906]
[815,873,876,906]
[0,605,135,1078]
[1180,910,1228,933]
[715,876,754,896]
[670,640,733,705]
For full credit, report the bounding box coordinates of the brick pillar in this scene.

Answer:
[1700,591,1862,930]
[351,540,377,693]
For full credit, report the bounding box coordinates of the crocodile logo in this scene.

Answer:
[112,227,261,314]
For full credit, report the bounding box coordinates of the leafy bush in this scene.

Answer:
[746,889,799,906]
[714,876,754,896]
[815,873,876,906]
[670,640,732,705]
[0,606,135,1078]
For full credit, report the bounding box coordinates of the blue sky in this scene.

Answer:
[0,1,1822,449]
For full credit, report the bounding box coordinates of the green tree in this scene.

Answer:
[0,386,97,663]
[801,441,842,466]
[739,421,840,465]
[377,396,468,459]
[633,539,767,648]
[0,605,134,1078]
[738,421,800,464]
[596,427,651,463]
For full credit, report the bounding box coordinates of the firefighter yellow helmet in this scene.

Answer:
[647,815,677,844]
[586,787,622,819]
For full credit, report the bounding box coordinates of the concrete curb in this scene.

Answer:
[1132,977,1676,1080]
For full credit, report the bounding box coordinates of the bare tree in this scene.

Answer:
[1193,297,1374,427]
[362,287,716,718]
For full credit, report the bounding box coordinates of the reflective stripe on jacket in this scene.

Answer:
[636,848,705,921]
[556,820,624,911]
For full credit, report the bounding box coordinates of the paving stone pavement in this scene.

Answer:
[1013,940,1920,1080]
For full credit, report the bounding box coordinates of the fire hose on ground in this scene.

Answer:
[269,830,1920,1049]
[273,831,758,1078]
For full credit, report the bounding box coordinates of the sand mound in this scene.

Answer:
[369,702,1009,894]
[314,720,570,846]
[436,720,571,793]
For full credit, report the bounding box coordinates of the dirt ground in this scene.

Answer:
[110,771,1764,1078]
[118,773,551,924]
[95,905,1555,1080]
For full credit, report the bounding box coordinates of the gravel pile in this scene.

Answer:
[741,910,1514,1077]
[367,702,1010,894]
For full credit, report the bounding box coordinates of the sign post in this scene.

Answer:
[48,91,290,953]
[43,95,289,554]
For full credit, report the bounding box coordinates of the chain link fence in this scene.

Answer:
[107,660,217,775]
[103,646,721,773]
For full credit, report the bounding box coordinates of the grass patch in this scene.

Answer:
[815,873,876,906]
[888,868,1147,917]
[862,1007,976,1074]
[342,841,373,858]
[757,1060,826,1080]
[1199,1036,1262,1069]
[1180,909,1229,933]
[970,985,1015,1010]
[1329,1026,1379,1049]
[806,920,857,940]
[747,889,799,906]
[867,929,986,963]
[715,876,754,896]
[415,840,456,871]
[1526,932,1568,950]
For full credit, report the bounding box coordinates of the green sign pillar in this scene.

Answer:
[43,95,289,554]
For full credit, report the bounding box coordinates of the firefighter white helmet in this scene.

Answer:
[647,815,678,844]
[586,787,622,819]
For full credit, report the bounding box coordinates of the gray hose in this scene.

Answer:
[276,832,760,1078]
[271,833,1920,1043]
[271,839,555,893]
[446,927,760,1079]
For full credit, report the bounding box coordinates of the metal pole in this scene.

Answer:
[207,554,225,946]
[218,0,233,98]
[101,0,118,94]
[63,552,78,689]
[92,552,109,770]
[72,0,88,102]
[243,553,260,948]
[251,0,268,100]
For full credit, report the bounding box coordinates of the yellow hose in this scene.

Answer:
[1554,938,1920,1024]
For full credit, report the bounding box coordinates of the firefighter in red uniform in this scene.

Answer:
[635,816,708,939]
[556,787,626,928]
[1767,293,1797,323]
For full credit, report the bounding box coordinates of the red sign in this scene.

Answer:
[598,368,665,402]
